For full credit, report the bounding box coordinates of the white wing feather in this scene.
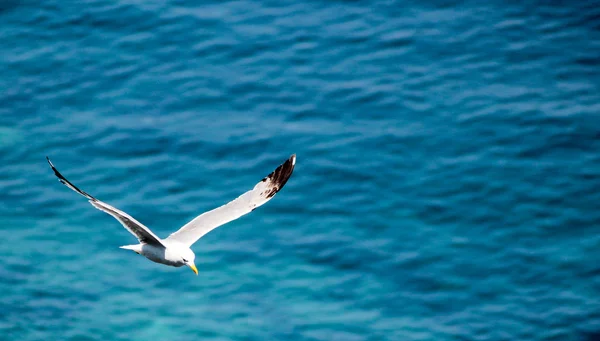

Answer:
[47,157,166,247]
[166,154,296,246]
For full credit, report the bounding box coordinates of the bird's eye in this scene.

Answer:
[182,258,188,262]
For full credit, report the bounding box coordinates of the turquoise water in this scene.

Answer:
[2,1,600,340]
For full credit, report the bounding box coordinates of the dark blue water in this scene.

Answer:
[1,1,600,340]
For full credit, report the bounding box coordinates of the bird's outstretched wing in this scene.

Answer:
[166,154,296,246]
[46,157,166,247]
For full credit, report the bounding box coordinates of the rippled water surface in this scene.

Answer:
[1,1,600,340]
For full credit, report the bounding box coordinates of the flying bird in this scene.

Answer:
[46,154,296,275]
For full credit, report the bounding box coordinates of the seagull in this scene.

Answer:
[46,154,296,275]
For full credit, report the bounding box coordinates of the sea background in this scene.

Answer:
[1,1,600,340]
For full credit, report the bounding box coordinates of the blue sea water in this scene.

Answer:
[1,0,600,340]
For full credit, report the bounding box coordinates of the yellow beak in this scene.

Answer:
[189,264,198,275]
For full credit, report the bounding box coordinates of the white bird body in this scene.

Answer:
[119,241,192,268]
[47,155,296,275]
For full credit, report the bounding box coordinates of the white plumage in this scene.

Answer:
[47,155,296,275]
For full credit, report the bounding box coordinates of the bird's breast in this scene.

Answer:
[140,244,183,267]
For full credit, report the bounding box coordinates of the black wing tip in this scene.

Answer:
[46,156,61,176]
[46,157,65,179]
[46,157,65,180]
[263,154,296,199]
[46,157,96,201]
[46,157,62,178]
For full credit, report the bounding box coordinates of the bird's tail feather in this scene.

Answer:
[119,244,142,254]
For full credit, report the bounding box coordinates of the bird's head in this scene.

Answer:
[180,249,197,275]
